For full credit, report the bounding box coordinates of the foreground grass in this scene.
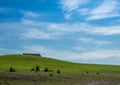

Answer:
[0,71,120,85]
[0,54,120,85]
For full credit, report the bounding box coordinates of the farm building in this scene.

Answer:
[23,53,41,57]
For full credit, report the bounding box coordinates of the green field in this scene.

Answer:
[0,54,120,85]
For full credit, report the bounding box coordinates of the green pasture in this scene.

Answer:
[0,54,119,72]
[0,54,120,85]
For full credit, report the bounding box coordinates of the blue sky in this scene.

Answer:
[0,0,120,65]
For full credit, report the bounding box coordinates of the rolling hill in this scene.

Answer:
[0,54,120,73]
[0,54,120,85]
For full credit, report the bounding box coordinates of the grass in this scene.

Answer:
[0,54,120,85]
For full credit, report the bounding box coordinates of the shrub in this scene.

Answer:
[9,67,15,72]
[31,68,35,71]
[57,69,61,74]
[44,68,49,72]
[86,71,89,74]
[48,69,53,72]
[50,70,53,72]
[36,66,40,73]
[33,79,37,82]
[96,72,100,75]
[49,74,53,76]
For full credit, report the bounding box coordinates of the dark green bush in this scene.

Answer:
[96,72,100,74]
[31,68,35,71]
[49,74,53,76]
[44,68,49,72]
[9,67,15,72]
[36,66,40,73]
[57,69,61,74]
[86,71,89,74]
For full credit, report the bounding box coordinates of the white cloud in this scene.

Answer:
[88,25,120,35]
[48,23,120,35]
[21,29,52,40]
[23,45,48,54]
[91,0,118,15]
[2,21,120,40]
[21,11,40,18]
[1,19,120,41]
[0,48,21,55]
[78,38,112,45]
[87,0,120,20]
[20,20,67,40]
[1,44,120,64]
[0,48,7,52]
[78,8,89,15]
[87,13,120,20]
[61,0,89,12]
[60,0,120,20]
[47,22,85,32]
[22,45,120,63]
[22,45,62,59]
[72,46,90,52]
[64,13,72,20]
[72,38,112,52]
[77,50,120,60]
[60,0,89,19]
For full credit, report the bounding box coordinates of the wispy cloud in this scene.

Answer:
[20,29,52,40]
[87,0,120,20]
[22,45,120,64]
[0,48,21,55]
[48,23,120,36]
[22,45,62,59]
[20,19,67,40]
[78,38,112,45]
[1,19,120,41]
[61,0,89,12]
[77,49,120,60]
[1,9,120,40]
[60,0,120,20]
[87,25,120,35]
[1,43,120,64]
[60,0,89,19]
[72,38,112,52]
[23,45,48,54]
[21,11,40,18]
[47,23,81,32]
[0,48,7,52]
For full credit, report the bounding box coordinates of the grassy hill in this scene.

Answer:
[0,54,120,72]
[0,54,120,85]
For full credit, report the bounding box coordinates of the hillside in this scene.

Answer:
[0,54,120,73]
[0,54,120,85]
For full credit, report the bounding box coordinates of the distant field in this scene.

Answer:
[0,54,120,85]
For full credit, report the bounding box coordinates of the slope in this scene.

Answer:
[0,54,120,73]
